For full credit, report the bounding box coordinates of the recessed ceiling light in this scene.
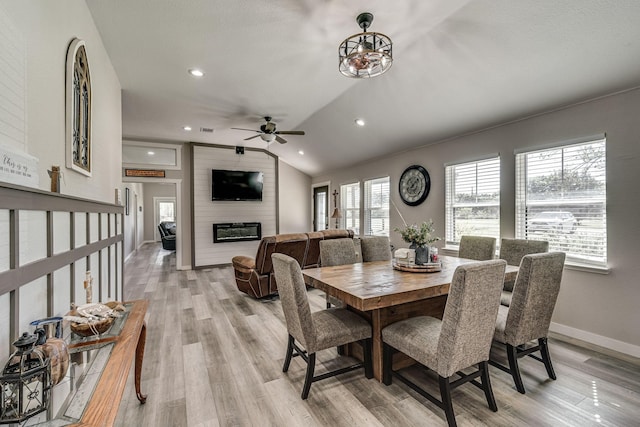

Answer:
[183,126,192,131]
[147,151,155,155]
[188,69,204,77]
[298,150,304,155]
[355,118,365,126]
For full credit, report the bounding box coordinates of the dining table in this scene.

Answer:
[302,255,519,381]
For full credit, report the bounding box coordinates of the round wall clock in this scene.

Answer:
[399,165,431,206]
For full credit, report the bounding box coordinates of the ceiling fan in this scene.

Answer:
[231,116,305,144]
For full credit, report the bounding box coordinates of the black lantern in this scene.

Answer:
[0,332,51,424]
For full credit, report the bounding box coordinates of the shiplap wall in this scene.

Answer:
[192,145,277,267]
[0,7,26,151]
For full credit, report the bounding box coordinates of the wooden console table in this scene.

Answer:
[32,299,148,426]
[67,299,148,426]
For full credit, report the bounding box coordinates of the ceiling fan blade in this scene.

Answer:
[244,134,261,141]
[275,135,288,144]
[231,127,260,133]
[275,130,305,135]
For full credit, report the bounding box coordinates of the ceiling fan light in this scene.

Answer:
[339,13,392,79]
[260,134,276,143]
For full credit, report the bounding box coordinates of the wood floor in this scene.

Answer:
[115,243,640,426]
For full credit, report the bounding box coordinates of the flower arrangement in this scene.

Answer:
[394,220,440,248]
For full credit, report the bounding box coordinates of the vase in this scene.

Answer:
[414,246,429,265]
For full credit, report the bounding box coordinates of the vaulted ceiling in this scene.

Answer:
[86,0,640,176]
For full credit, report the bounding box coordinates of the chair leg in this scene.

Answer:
[539,338,557,380]
[439,375,457,427]
[362,338,373,379]
[301,353,316,400]
[382,343,394,385]
[507,344,526,394]
[283,334,294,373]
[479,361,498,412]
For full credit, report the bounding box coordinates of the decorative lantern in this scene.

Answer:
[0,332,51,424]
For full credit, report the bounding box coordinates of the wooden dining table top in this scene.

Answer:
[302,255,518,312]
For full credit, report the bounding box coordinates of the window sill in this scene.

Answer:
[442,246,610,275]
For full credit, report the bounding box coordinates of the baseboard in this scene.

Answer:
[550,322,640,359]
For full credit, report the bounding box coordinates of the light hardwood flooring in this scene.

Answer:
[115,243,640,426]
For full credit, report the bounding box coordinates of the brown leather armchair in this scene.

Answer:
[232,229,354,298]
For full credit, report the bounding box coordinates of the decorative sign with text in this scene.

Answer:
[125,168,166,178]
[0,144,39,188]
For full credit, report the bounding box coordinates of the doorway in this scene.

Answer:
[154,197,177,241]
[313,185,328,231]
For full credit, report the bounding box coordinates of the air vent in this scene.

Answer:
[200,127,214,133]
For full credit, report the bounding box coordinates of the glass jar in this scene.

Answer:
[430,247,439,263]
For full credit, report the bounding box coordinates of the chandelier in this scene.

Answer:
[339,12,393,78]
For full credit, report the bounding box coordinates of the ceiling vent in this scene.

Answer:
[200,127,214,133]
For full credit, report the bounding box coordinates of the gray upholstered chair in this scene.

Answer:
[319,238,359,309]
[491,252,565,394]
[271,253,373,399]
[498,238,549,307]
[360,235,392,262]
[382,260,507,427]
[458,235,496,261]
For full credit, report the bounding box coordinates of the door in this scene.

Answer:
[313,186,328,231]
[154,197,176,241]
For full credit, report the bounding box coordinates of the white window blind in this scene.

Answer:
[515,138,607,267]
[445,157,500,246]
[364,177,390,236]
[341,182,360,234]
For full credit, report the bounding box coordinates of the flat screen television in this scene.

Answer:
[212,169,263,201]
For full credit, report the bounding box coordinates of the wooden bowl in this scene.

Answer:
[67,301,124,337]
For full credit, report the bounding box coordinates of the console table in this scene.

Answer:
[33,299,148,426]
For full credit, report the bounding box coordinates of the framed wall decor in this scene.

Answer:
[125,188,130,215]
[65,38,92,176]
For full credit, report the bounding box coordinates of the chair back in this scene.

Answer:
[499,238,548,266]
[271,253,316,350]
[319,238,358,266]
[505,252,565,345]
[360,236,392,262]
[458,236,496,261]
[437,259,506,377]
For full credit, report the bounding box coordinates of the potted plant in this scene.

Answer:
[394,220,440,264]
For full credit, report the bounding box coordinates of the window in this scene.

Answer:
[340,183,360,235]
[515,137,606,268]
[445,157,500,246]
[66,38,92,176]
[364,177,390,236]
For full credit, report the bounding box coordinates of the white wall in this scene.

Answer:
[1,0,122,202]
[278,159,312,233]
[192,145,277,267]
[123,182,143,259]
[313,88,640,356]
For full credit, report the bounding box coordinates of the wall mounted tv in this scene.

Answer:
[212,169,264,201]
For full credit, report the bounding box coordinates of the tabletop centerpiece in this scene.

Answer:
[394,219,440,265]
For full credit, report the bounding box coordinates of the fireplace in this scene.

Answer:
[213,222,262,243]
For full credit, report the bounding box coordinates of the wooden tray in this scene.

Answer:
[393,261,442,273]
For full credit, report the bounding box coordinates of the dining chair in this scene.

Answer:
[498,238,548,306]
[382,259,507,427]
[319,238,359,308]
[360,235,392,262]
[271,253,373,399]
[458,235,496,261]
[490,252,565,394]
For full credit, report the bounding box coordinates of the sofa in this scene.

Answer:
[232,229,354,298]
[158,221,176,251]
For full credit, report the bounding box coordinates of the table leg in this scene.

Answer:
[135,321,147,403]
[371,309,384,381]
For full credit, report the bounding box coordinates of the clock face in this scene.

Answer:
[399,165,431,206]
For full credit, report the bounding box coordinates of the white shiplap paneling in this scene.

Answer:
[193,146,277,267]
[0,8,26,152]
[53,265,71,317]
[18,276,47,335]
